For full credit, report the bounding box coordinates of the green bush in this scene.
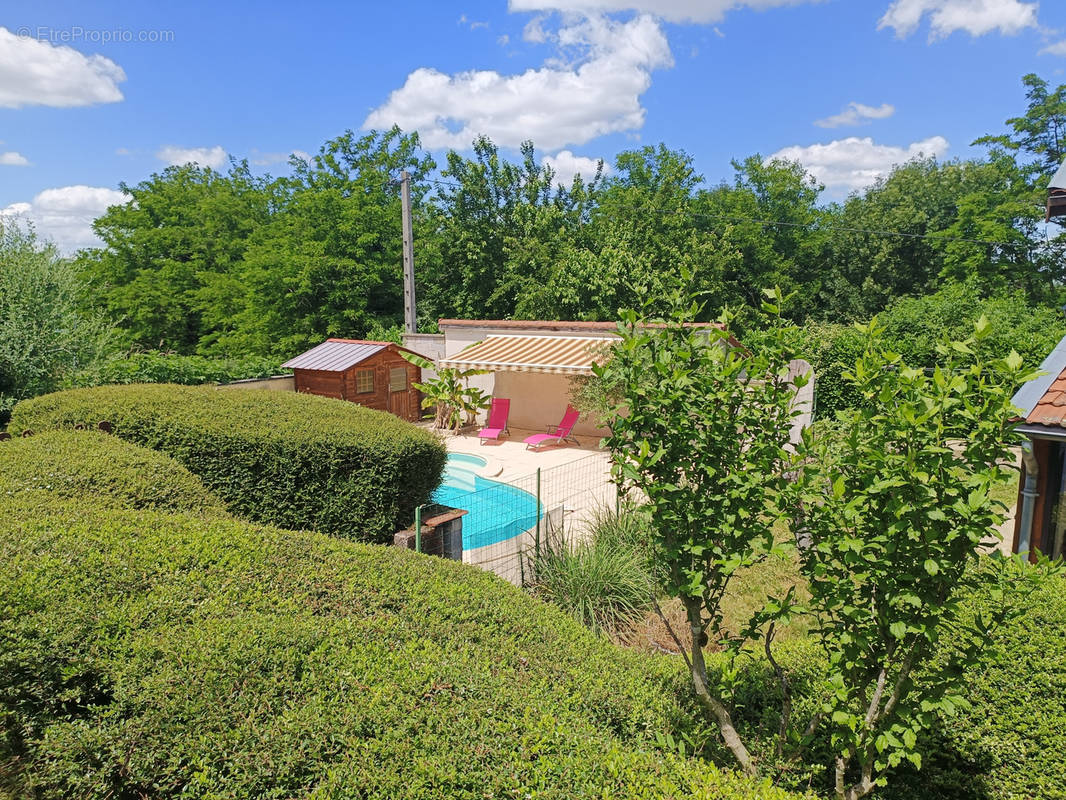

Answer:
[0,500,806,800]
[702,562,1066,799]
[0,430,225,515]
[531,511,655,635]
[877,567,1066,800]
[10,384,446,542]
[71,350,281,388]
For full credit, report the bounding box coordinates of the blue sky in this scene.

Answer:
[2,0,1065,250]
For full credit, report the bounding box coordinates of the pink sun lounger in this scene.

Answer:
[478,398,511,443]
[524,405,580,450]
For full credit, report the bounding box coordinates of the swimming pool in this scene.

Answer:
[433,453,540,551]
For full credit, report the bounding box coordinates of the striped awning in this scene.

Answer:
[438,335,615,375]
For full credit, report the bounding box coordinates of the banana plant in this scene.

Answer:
[400,350,491,432]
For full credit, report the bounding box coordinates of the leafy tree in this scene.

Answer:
[790,317,1040,799]
[976,72,1066,177]
[214,128,434,357]
[81,161,273,353]
[598,283,802,775]
[0,221,118,416]
[400,351,489,431]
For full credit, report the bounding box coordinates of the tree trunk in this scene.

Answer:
[683,596,757,777]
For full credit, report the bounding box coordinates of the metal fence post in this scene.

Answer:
[415,504,423,553]
[535,467,542,562]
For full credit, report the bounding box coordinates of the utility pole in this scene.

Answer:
[400,170,417,334]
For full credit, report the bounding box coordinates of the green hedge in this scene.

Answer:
[10,384,446,542]
[0,430,225,515]
[705,564,1066,799]
[0,500,805,800]
[71,350,281,388]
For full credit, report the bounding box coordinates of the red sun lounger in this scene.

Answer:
[478,398,511,442]
[524,405,580,450]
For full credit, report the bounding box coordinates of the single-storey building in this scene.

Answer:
[405,319,740,438]
[1011,334,1066,561]
[281,339,422,422]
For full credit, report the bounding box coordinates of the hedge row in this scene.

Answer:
[0,430,226,516]
[10,384,447,542]
[71,350,281,388]
[706,563,1066,799]
[0,499,805,800]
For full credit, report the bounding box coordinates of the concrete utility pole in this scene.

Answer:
[400,170,417,334]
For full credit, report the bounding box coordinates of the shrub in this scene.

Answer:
[10,384,446,542]
[0,500,807,800]
[0,430,225,515]
[71,350,281,388]
[530,509,655,635]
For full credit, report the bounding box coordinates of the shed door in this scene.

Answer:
[388,366,410,420]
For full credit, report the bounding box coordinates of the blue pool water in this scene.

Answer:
[433,454,540,550]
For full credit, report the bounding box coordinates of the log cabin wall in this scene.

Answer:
[291,345,422,422]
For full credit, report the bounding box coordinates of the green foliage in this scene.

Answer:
[0,499,806,800]
[9,384,446,542]
[529,507,656,635]
[71,350,280,387]
[879,568,1066,800]
[790,316,1041,799]
[0,430,225,515]
[796,282,1066,419]
[0,221,118,417]
[599,285,803,775]
[400,350,490,431]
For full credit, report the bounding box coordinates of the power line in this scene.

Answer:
[418,177,1036,250]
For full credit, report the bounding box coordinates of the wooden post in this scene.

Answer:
[400,170,417,335]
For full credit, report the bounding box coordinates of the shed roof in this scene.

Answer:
[438,334,615,375]
[1012,333,1066,421]
[281,339,393,372]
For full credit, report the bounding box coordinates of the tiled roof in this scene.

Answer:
[1027,365,1066,428]
[437,319,742,348]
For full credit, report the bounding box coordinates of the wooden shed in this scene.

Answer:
[281,339,423,422]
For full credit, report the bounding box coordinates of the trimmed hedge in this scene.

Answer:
[0,430,225,515]
[10,384,447,542]
[0,500,805,800]
[705,564,1066,799]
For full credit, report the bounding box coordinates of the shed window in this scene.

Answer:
[355,369,375,394]
[389,367,408,392]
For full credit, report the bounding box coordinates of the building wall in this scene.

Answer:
[492,371,608,438]
[438,323,617,429]
[293,347,422,422]
[217,375,295,392]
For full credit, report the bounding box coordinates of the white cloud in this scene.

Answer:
[0,146,29,166]
[769,135,950,193]
[498,33,511,46]
[543,150,608,185]
[0,26,126,108]
[815,102,896,128]
[1,185,126,252]
[878,0,1038,39]
[1040,40,1066,56]
[364,14,672,151]
[156,145,228,169]
[523,15,550,42]
[508,0,821,24]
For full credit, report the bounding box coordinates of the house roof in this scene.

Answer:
[437,319,742,347]
[1012,333,1066,423]
[438,334,616,375]
[1050,159,1066,190]
[1024,365,1066,429]
[281,339,398,372]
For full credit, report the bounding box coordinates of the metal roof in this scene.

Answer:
[438,334,616,375]
[1050,159,1066,190]
[281,339,387,372]
[1012,333,1066,418]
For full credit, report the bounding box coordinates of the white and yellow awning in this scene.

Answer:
[438,335,615,375]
